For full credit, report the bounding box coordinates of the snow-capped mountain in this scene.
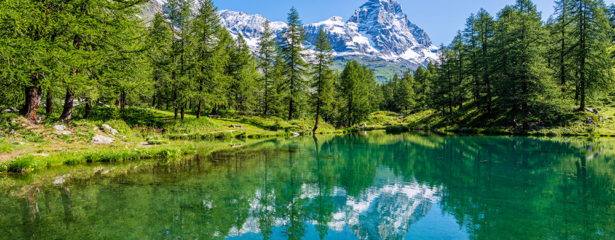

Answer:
[218,0,440,68]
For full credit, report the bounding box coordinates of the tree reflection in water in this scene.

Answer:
[0,133,614,239]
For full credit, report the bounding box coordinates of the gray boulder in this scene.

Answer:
[587,117,595,125]
[101,124,119,135]
[92,135,114,144]
[585,108,599,115]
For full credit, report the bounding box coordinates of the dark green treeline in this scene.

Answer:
[379,0,615,130]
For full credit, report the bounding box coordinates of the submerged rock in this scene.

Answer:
[92,135,114,144]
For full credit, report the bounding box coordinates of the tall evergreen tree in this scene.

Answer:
[310,28,335,134]
[258,21,278,115]
[192,0,228,118]
[498,0,554,130]
[414,67,429,109]
[475,9,495,112]
[339,60,376,126]
[227,34,260,111]
[550,0,575,95]
[280,7,309,121]
[148,13,172,109]
[395,71,415,112]
[164,0,194,120]
[567,0,615,110]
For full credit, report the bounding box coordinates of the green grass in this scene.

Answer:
[0,138,272,173]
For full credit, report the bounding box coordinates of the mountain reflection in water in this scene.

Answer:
[1,133,614,239]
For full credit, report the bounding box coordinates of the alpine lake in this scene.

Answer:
[1,132,615,240]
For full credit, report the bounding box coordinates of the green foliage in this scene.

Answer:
[339,60,379,126]
[280,7,310,120]
[162,117,220,135]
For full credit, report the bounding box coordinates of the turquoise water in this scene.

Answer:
[1,133,615,239]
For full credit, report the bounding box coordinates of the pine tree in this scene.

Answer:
[463,14,481,109]
[165,0,195,120]
[55,0,148,123]
[567,0,615,110]
[310,28,335,134]
[227,34,260,111]
[396,71,415,112]
[280,7,309,121]
[414,67,429,109]
[192,0,228,118]
[339,60,376,126]
[0,0,54,121]
[497,0,555,130]
[148,13,172,109]
[475,9,495,112]
[258,21,278,115]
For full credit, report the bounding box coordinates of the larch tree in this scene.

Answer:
[498,0,554,130]
[192,0,228,118]
[148,13,173,109]
[164,0,194,120]
[567,0,615,110]
[280,7,309,121]
[310,27,335,135]
[395,71,415,112]
[55,0,147,123]
[258,20,278,115]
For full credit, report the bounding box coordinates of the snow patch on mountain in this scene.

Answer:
[216,0,440,68]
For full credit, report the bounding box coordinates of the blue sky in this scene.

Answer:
[214,0,615,46]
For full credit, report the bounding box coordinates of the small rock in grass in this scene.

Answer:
[101,124,119,135]
[54,125,66,131]
[92,135,114,144]
[18,142,25,145]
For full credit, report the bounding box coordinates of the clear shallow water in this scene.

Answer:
[1,133,615,239]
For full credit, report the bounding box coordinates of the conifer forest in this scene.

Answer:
[1,0,615,130]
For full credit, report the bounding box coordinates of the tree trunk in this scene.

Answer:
[22,74,40,122]
[84,102,91,119]
[197,99,202,119]
[152,93,157,108]
[46,89,53,115]
[288,98,293,121]
[173,91,178,120]
[121,90,126,112]
[181,105,185,121]
[313,102,320,135]
[59,87,74,124]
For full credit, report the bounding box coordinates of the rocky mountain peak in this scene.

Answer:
[213,0,439,78]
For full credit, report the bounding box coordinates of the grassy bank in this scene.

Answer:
[4,103,615,173]
[0,107,348,173]
[383,102,615,137]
